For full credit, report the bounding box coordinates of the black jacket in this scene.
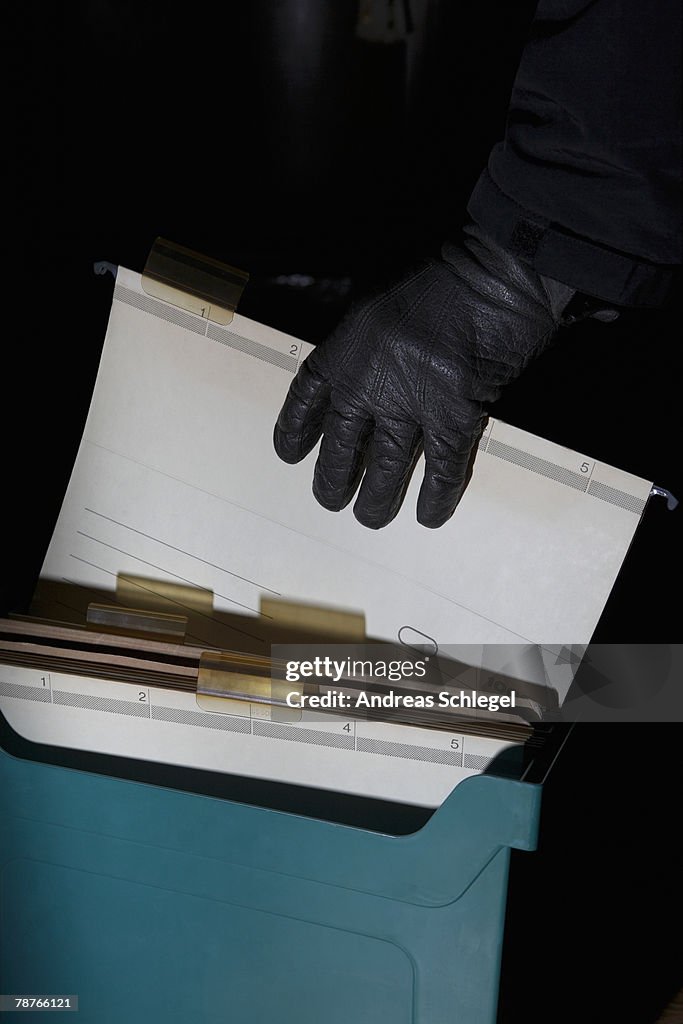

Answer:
[468,0,681,306]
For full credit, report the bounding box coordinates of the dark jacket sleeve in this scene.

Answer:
[467,0,682,307]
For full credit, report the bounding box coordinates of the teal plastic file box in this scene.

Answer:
[0,744,541,1024]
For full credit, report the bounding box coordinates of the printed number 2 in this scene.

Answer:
[290,344,298,356]
[138,691,148,703]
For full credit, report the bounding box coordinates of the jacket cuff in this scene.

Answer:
[467,167,677,308]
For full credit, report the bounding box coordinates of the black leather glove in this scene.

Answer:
[273,224,608,529]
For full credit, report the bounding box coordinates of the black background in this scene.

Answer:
[6,3,682,1021]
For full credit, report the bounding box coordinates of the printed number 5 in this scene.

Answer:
[450,738,460,750]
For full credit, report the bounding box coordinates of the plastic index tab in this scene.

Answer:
[86,602,188,641]
[141,237,249,326]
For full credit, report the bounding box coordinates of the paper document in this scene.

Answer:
[0,265,652,805]
[36,268,650,663]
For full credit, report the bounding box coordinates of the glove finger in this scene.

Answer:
[312,406,373,512]
[352,421,422,529]
[417,428,477,528]
[273,355,331,464]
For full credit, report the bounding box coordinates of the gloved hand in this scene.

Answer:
[273,223,603,529]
